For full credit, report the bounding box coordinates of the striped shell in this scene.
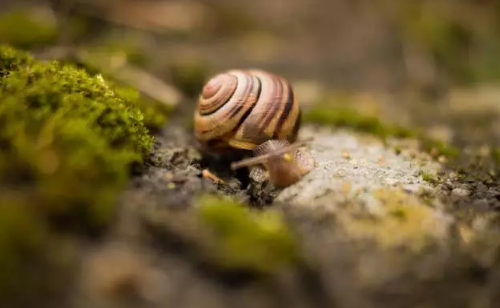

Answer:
[194,69,301,152]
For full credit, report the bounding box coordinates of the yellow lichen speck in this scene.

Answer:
[339,188,448,252]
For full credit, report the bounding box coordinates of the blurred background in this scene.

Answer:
[3,0,500,100]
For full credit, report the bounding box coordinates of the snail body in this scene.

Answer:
[194,69,314,187]
[230,138,315,187]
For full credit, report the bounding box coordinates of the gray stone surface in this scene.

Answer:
[277,126,441,207]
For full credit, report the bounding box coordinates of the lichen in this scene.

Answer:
[196,194,300,273]
[339,188,449,252]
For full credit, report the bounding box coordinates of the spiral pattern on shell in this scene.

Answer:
[194,69,301,151]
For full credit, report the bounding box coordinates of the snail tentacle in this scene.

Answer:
[230,137,314,170]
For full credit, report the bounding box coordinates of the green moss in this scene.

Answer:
[420,171,442,185]
[0,44,153,305]
[420,136,460,159]
[0,8,57,49]
[139,102,171,131]
[303,104,416,139]
[112,85,172,132]
[2,63,152,157]
[197,194,299,273]
[0,45,153,228]
[0,44,34,81]
[421,172,434,183]
[61,50,173,132]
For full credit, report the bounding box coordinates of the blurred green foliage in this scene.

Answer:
[386,0,500,84]
[0,8,58,49]
[303,96,460,159]
[110,81,173,132]
[169,60,211,97]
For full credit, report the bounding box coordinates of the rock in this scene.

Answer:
[276,126,442,209]
[272,126,455,251]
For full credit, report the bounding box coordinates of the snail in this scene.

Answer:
[194,69,315,187]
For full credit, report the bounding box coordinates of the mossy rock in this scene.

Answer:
[0,44,153,306]
[58,49,174,132]
[0,44,153,229]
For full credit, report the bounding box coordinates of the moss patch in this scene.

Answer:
[66,49,174,132]
[420,171,442,185]
[112,84,173,132]
[0,44,153,229]
[196,194,300,274]
[303,103,416,139]
[0,44,153,305]
[0,44,34,81]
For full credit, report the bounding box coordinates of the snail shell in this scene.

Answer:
[194,69,301,152]
[194,69,314,187]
